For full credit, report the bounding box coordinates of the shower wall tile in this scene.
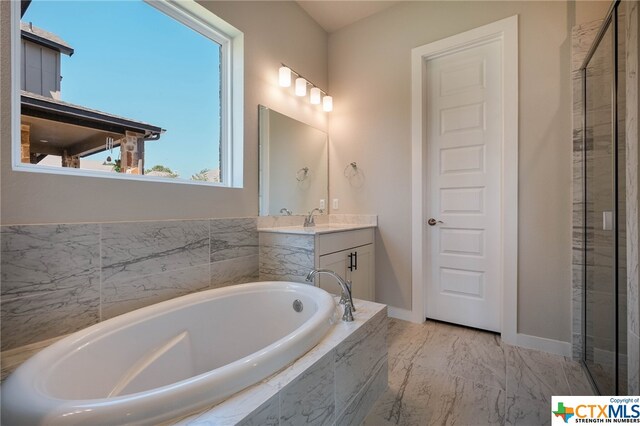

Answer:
[1,224,100,299]
[101,264,211,320]
[626,0,640,394]
[101,220,209,284]
[572,20,604,71]
[629,331,640,395]
[210,218,259,262]
[210,255,259,289]
[259,233,314,282]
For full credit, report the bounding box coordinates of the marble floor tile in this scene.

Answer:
[506,345,571,404]
[364,319,595,426]
[505,393,550,426]
[563,358,596,396]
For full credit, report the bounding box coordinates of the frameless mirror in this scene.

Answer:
[258,106,328,216]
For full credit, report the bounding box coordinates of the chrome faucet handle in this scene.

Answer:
[342,301,354,322]
[305,269,355,321]
[303,208,323,227]
[280,208,292,216]
[339,280,356,312]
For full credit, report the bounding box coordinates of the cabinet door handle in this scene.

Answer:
[354,251,358,270]
[347,253,354,271]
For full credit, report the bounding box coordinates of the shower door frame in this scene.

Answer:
[580,0,622,395]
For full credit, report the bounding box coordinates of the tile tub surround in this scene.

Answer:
[0,218,259,356]
[173,299,388,426]
[364,319,594,426]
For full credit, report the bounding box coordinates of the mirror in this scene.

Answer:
[259,106,328,216]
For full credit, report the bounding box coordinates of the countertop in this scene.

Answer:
[257,223,376,235]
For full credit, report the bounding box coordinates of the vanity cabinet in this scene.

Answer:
[315,228,375,301]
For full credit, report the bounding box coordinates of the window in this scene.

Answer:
[12,0,243,187]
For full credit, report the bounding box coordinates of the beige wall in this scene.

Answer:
[0,1,328,225]
[328,1,609,342]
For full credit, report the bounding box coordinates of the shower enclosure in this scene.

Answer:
[580,0,627,395]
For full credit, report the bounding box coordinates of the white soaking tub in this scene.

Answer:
[2,281,336,425]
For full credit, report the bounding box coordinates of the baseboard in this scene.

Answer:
[386,307,572,357]
[387,306,421,323]
[515,333,572,357]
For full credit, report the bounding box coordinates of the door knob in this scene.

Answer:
[427,218,444,226]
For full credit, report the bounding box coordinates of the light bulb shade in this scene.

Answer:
[295,78,307,96]
[322,95,333,112]
[279,66,291,87]
[310,87,321,104]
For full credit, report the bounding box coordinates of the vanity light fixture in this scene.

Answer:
[295,77,307,97]
[310,87,321,105]
[279,66,292,87]
[322,96,333,112]
[279,63,333,112]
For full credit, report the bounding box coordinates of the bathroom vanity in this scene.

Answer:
[258,219,376,301]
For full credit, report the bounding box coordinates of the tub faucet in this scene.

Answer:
[305,269,355,322]
[280,208,292,216]
[304,208,323,227]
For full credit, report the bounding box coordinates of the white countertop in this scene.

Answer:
[257,223,376,235]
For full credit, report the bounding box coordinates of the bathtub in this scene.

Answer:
[1,281,336,425]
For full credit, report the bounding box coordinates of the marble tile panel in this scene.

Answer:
[257,215,306,229]
[572,20,604,71]
[1,286,100,351]
[1,224,100,299]
[210,255,259,289]
[236,393,280,426]
[328,214,378,226]
[625,0,640,342]
[369,363,505,426]
[505,393,550,426]
[259,233,314,282]
[335,308,387,415]
[506,345,571,404]
[628,330,639,395]
[562,358,595,395]
[210,218,258,262]
[101,264,210,320]
[336,359,388,426]
[411,320,507,392]
[174,381,280,426]
[101,220,209,284]
[280,350,335,426]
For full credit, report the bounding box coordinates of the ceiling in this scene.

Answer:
[296,1,399,33]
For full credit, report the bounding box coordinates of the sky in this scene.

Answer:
[23,0,221,179]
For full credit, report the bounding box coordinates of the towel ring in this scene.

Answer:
[296,167,310,181]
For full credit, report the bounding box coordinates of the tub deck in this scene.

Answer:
[172,297,388,426]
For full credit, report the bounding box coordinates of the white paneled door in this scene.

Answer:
[425,39,502,332]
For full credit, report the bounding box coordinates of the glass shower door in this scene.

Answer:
[583,6,626,395]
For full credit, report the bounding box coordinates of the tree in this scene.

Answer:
[191,168,211,181]
[145,164,179,178]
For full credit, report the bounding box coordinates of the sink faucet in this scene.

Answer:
[305,269,355,322]
[280,208,292,216]
[304,208,323,227]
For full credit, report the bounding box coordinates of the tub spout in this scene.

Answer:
[305,269,355,322]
